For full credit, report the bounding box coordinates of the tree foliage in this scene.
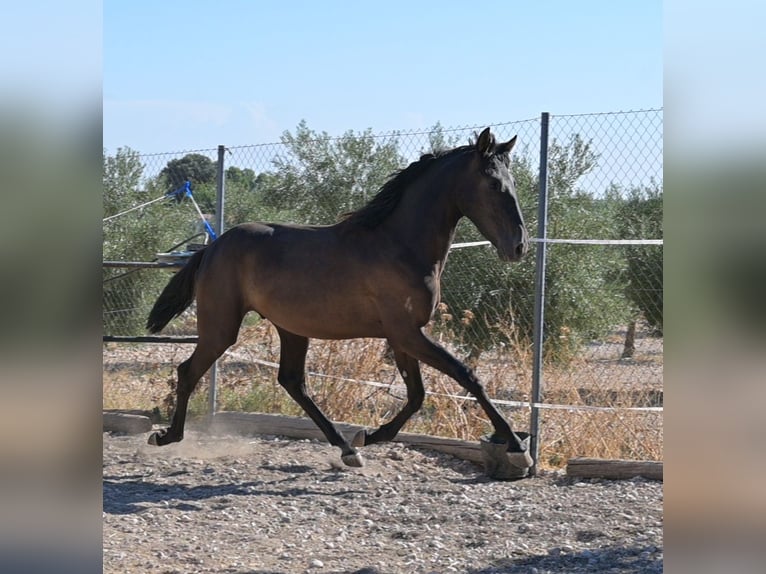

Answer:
[424,121,462,154]
[617,182,663,333]
[103,146,143,217]
[159,153,216,189]
[257,120,405,224]
[157,153,217,212]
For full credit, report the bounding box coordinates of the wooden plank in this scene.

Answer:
[211,411,352,441]
[103,261,186,269]
[103,335,198,344]
[104,408,162,423]
[395,431,485,464]
[210,411,486,464]
[103,412,153,434]
[566,457,663,481]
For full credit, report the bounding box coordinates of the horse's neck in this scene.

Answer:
[382,171,462,274]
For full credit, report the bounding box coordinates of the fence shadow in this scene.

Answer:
[103,474,366,515]
[466,544,662,573]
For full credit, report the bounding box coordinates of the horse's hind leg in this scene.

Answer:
[354,349,424,447]
[275,327,363,467]
[148,307,242,446]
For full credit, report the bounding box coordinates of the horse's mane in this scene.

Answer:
[341,143,475,229]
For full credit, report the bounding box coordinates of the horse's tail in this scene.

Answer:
[146,248,207,333]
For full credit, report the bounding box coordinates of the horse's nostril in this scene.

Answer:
[515,242,526,258]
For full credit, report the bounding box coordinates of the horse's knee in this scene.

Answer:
[277,373,306,400]
[456,366,484,394]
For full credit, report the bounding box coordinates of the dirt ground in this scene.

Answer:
[103,430,662,574]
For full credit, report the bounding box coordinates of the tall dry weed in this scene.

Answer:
[103,315,662,469]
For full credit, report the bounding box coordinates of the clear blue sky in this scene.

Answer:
[104,1,661,154]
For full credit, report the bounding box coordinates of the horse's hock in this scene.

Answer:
[480,433,533,480]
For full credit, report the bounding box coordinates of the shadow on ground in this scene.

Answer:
[465,544,663,574]
[103,468,365,515]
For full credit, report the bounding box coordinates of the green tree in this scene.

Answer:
[103,146,144,217]
[226,166,257,190]
[257,120,406,224]
[534,136,631,357]
[158,153,217,212]
[423,121,462,154]
[617,182,663,333]
[159,153,216,189]
[222,167,291,229]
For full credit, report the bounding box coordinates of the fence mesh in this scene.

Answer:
[103,109,662,467]
[533,110,663,463]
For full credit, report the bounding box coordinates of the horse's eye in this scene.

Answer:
[490,180,502,192]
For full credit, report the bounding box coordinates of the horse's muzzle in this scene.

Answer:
[497,236,528,262]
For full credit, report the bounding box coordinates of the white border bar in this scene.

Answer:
[451,238,663,249]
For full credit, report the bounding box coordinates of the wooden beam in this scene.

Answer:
[103,335,198,344]
[104,408,162,423]
[210,411,486,464]
[103,261,185,268]
[566,457,662,481]
[103,411,153,434]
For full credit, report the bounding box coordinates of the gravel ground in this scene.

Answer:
[103,430,663,573]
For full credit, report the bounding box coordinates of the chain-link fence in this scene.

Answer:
[532,110,662,466]
[103,109,662,468]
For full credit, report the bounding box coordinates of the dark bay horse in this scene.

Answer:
[146,127,530,469]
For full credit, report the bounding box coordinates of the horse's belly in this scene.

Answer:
[265,309,386,340]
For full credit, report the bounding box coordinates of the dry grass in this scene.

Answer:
[103,314,662,470]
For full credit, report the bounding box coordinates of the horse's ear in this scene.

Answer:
[476,127,494,155]
[496,135,518,156]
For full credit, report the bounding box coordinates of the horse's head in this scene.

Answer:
[456,127,528,262]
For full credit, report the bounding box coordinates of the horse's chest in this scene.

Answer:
[400,276,441,327]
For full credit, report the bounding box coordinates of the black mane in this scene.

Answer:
[341,144,474,229]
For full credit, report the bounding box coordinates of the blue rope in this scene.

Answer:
[165,181,218,241]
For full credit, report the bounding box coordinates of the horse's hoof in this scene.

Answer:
[507,449,534,468]
[148,429,176,446]
[480,435,532,480]
[351,430,367,448]
[341,452,365,468]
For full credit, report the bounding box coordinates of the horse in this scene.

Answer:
[146,127,532,473]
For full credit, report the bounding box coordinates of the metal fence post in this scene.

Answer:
[529,112,550,474]
[208,145,227,424]
[215,144,226,237]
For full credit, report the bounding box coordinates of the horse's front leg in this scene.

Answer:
[392,328,532,465]
[275,327,363,467]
